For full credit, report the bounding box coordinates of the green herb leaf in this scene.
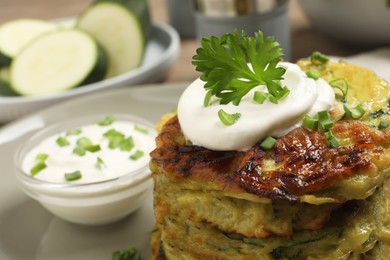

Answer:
[260,136,277,150]
[217,109,241,126]
[56,136,70,147]
[66,129,82,136]
[310,51,329,64]
[129,150,144,160]
[97,115,115,126]
[192,30,286,106]
[134,125,148,134]
[112,245,143,260]
[64,170,82,181]
[30,162,47,176]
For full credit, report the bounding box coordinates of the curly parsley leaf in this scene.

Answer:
[192,30,287,106]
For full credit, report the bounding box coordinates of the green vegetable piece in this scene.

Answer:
[56,136,70,147]
[30,162,47,176]
[76,137,93,147]
[260,136,277,150]
[203,90,213,107]
[329,78,349,98]
[305,70,320,80]
[96,157,105,169]
[192,30,286,106]
[112,245,143,260]
[97,115,115,126]
[73,146,86,156]
[120,137,134,151]
[104,129,125,149]
[303,115,319,130]
[324,131,340,148]
[378,119,388,129]
[66,129,82,136]
[253,91,269,104]
[310,51,329,64]
[217,109,241,126]
[129,150,144,160]
[317,110,334,131]
[36,153,48,163]
[134,125,148,134]
[64,170,82,182]
[268,86,290,104]
[344,104,366,119]
[85,144,101,152]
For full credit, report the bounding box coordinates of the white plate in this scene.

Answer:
[0,82,187,260]
[0,22,180,124]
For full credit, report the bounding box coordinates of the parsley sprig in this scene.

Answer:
[192,30,287,106]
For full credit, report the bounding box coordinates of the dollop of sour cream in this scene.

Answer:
[22,119,156,184]
[178,62,335,151]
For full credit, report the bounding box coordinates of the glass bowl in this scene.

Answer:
[14,113,156,225]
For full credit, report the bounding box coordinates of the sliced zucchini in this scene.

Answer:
[10,29,108,96]
[77,0,150,78]
[0,19,57,67]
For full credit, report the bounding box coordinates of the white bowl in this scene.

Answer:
[0,22,180,123]
[298,0,390,47]
[13,113,156,225]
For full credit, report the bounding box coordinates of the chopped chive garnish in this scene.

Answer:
[36,153,48,163]
[260,136,277,150]
[317,110,334,131]
[311,51,329,64]
[329,78,349,98]
[64,170,82,181]
[305,70,320,80]
[378,120,388,129]
[203,90,213,107]
[96,157,105,169]
[76,137,93,147]
[134,125,148,134]
[268,86,290,104]
[324,131,339,148]
[73,146,86,156]
[85,144,101,152]
[66,129,82,136]
[56,136,70,147]
[120,137,134,151]
[218,109,241,126]
[344,104,366,119]
[30,162,47,176]
[253,91,269,104]
[303,115,319,130]
[129,150,144,160]
[97,115,115,126]
[104,129,125,149]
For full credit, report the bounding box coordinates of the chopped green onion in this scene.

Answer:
[317,110,334,131]
[30,162,47,176]
[104,129,125,149]
[85,144,101,152]
[344,104,366,119]
[129,150,144,160]
[303,115,319,130]
[76,137,93,147]
[260,136,277,150]
[120,137,134,151]
[268,86,290,104]
[203,90,213,107]
[305,70,320,80]
[134,125,148,134]
[324,131,340,148]
[253,91,269,104]
[73,146,86,156]
[218,109,241,126]
[329,78,349,98]
[36,153,48,163]
[378,120,388,129]
[56,136,70,147]
[311,51,329,64]
[97,115,115,126]
[64,170,82,181]
[66,129,82,136]
[96,157,105,169]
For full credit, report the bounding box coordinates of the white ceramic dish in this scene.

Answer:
[0,22,180,124]
[14,113,156,226]
[0,82,187,260]
[299,0,390,47]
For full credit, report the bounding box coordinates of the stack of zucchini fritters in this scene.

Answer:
[150,59,390,259]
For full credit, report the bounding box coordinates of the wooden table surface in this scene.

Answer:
[0,0,372,83]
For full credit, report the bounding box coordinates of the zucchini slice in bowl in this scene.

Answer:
[10,29,108,96]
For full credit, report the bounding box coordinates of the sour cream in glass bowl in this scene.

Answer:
[14,113,156,225]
